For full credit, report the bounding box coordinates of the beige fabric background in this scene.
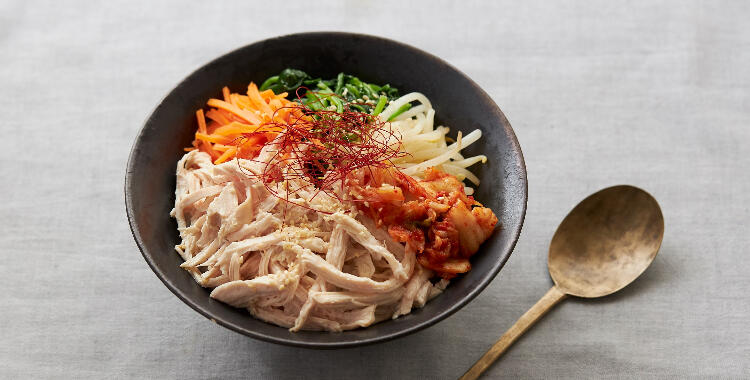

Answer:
[1,1,748,378]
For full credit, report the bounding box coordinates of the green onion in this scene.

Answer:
[387,103,412,121]
[372,96,387,116]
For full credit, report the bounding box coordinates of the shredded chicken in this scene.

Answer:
[171,151,449,331]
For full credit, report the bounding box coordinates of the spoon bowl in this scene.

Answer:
[462,185,664,379]
[549,185,664,298]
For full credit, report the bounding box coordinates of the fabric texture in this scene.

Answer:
[0,1,748,378]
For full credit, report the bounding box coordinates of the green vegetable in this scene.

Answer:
[349,103,366,113]
[259,68,311,94]
[316,82,344,113]
[259,76,279,91]
[378,84,399,99]
[344,84,361,99]
[334,73,345,94]
[260,68,402,115]
[305,92,325,111]
[372,96,387,116]
[343,132,360,142]
[387,103,412,121]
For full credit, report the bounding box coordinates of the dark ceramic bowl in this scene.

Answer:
[125,32,527,348]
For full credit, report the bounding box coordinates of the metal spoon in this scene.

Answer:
[461,185,664,380]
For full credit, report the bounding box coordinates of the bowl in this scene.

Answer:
[125,32,527,348]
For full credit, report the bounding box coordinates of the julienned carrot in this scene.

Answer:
[206,99,263,125]
[193,109,218,159]
[195,132,233,144]
[259,89,276,98]
[196,109,207,133]
[214,147,237,164]
[247,83,274,116]
[205,109,232,126]
[222,86,232,102]
[212,121,285,136]
[236,134,267,159]
[212,122,258,135]
[190,83,306,164]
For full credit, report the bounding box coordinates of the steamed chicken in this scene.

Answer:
[170,69,498,331]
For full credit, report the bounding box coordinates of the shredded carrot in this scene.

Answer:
[189,83,306,164]
[196,109,207,133]
[259,89,276,98]
[214,147,237,164]
[268,98,282,109]
[204,109,226,125]
[206,99,263,125]
[212,121,259,135]
[195,132,233,144]
[247,83,274,116]
[193,109,217,156]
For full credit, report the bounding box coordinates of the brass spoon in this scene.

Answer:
[461,185,664,380]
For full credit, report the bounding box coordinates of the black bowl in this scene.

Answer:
[125,32,527,348]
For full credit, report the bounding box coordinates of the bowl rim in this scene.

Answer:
[125,31,527,349]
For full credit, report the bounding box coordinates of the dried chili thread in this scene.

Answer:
[233,92,408,213]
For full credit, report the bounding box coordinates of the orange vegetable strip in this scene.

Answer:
[207,148,221,161]
[234,95,253,110]
[205,109,231,125]
[196,132,233,144]
[189,84,308,162]
[212,121,259,135]
[194,109,218,156]
[207,98,263,124]
[260,89,276,99]
[218,109,245,124]
[236,134,266,158]
[247,83,274,115]
[214,147,237,164]
[265,132,279,141]
[273,108,289,123]
[196,109,207,133]
[259,125,286,133]
[216,123,282,136]
[269,98,283,110]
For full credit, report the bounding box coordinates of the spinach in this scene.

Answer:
[259,68,312,94]
[259,68,401,115]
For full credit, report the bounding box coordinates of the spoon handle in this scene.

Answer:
[460,286,568,380]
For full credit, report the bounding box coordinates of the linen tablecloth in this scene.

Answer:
[1,1,748,378]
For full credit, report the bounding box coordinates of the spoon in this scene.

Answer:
[461,185,664,380]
